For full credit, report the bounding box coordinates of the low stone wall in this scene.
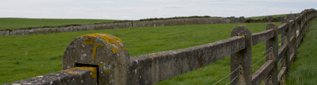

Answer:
[132,17,232,28]
[245,16,286,23]
[0,17,243,36]
[0,30,9,36]
[229,16,246,23]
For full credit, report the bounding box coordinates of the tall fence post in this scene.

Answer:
[265,24,279,85]
[293,19,298,54]
[63,33,130,85]
[230,26,252,85]
[289,20,297,63]
[284,20,292,69]
[280,22,291,72]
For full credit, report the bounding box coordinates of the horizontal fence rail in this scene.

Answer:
[5,8,317,85]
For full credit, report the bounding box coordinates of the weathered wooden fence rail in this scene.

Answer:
[5,8,317,85]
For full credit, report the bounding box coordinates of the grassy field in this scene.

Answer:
[0,22,282,84]
[0,18,315,84]
[0,18,117,30]
[285,18,317,85]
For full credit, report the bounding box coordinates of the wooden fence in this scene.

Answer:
[5,8,317,85]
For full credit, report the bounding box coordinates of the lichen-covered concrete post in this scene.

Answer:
[63,33,130,85]
[265,24,278,85]
[230,26,252,85]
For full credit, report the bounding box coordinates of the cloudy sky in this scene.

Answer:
[0,0,316,20]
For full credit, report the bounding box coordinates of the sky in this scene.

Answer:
[0,0,316,20]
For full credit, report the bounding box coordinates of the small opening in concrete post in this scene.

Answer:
[230,26,252,85]
[63,33,130,85]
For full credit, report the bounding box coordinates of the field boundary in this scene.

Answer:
[0,17,242,36]
[0,15,286,37]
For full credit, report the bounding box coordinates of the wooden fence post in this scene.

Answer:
[63,33,130,85]
[265,24,279,85]
[230,26,252,85]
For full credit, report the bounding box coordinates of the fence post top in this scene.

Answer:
[231,26,252,38]
[266,23,278,30]
[63,33,130,85]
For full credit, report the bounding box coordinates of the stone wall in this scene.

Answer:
[245,16,287,23]
[0,17,243,36]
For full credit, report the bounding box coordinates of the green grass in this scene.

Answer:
[0,18,117,30]
[247,13,297,19]
[285,18,317,85]
[0,14,315,84]
[0,22,281,84]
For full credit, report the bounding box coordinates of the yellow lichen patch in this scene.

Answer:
[150,57,154,61]
[240,35,245,38]
[149,55,157,61]
[105,69,110,73]
[92,43,104,61]
[229,37,238,40]
[98,63,104,67]
[62,69,79,74]
[156,53,164,55]
[83,33,128,54]
[210,45,213,47]
[113,36,123,42]
[107,60,110,63]
[83,37,95,44]
[73,67,97,79]
[150,55,157,57]
[110,46,120,54]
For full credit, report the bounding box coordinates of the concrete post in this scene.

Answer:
[265,24,279,85]
[63,33,130,85]
[280,22,291,71]
[290,21,297,63]
[230,26,252,85]
[284,21,291,69]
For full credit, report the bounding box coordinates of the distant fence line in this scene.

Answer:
[0,17,244,36]
[5,8,316,85]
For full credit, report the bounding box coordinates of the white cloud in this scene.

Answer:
[234,0,317,2]
[0,0,316,19]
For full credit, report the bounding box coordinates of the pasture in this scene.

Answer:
[1,16,316,84]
